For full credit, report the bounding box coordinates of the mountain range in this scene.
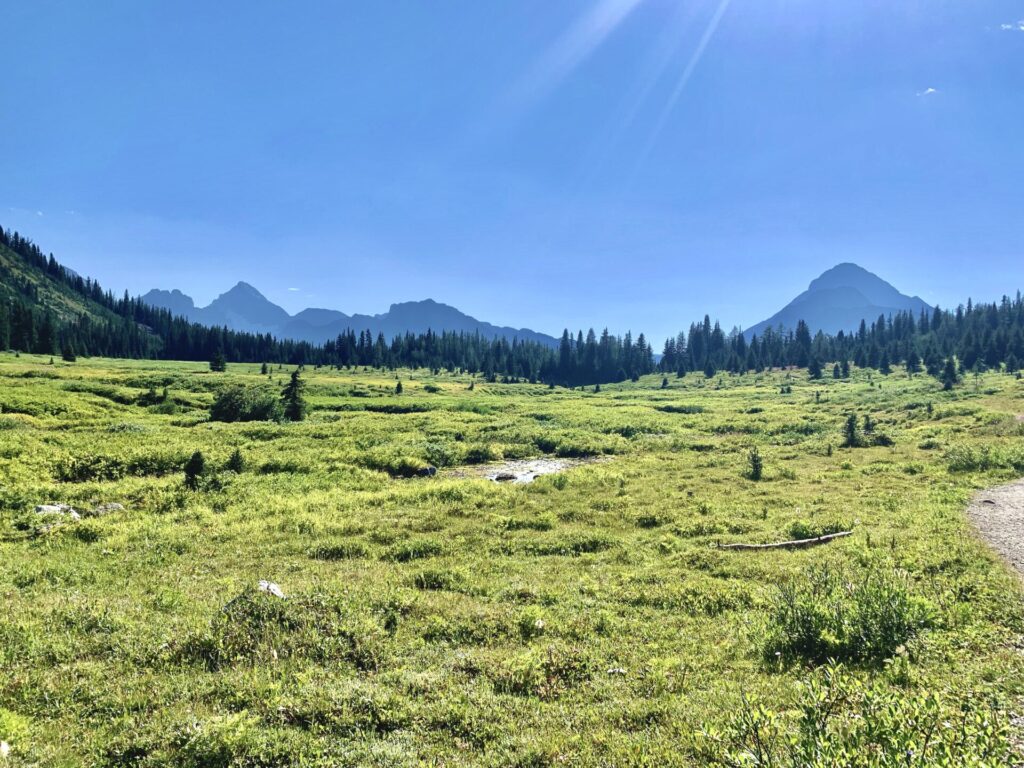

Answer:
[743,263,931,339]
[140,283,559,347]
[142,263,930,348]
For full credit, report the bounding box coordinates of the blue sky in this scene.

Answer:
[2,1,1023,343]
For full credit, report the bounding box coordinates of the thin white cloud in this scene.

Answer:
[1000,20,1024,31]
[917,87,938,97]
[507,0,644,107]
[288,287,300,291]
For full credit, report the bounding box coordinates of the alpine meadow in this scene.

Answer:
[4,2,1024,766]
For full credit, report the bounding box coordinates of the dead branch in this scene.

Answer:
[717,530,853,551]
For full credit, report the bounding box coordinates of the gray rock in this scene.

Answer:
[35,504,80,521]
[257,580,286,599]
[89,502,124,517]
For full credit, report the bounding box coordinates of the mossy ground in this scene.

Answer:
[1,353,1023,765]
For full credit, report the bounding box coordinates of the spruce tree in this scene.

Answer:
[210,352,227,372]
[747,446,763,481]
[842,414,861,448]
[808,356,822,379]
[281,370,307,421]
[395,380,403,394]
[226,448,246,473]
[941,358,959,390]
[906,348,921,375]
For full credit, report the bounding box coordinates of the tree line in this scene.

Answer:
[660,301,1024,379]
[0,227,653,385]
[4,226,1022,384]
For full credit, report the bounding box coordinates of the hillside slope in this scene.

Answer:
[744,263,931,339]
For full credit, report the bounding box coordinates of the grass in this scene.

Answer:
[1,353,1023,765]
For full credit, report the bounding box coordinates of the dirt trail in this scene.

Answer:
[967,479,1024,579]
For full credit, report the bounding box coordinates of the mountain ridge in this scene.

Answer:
[140,284,559,347]
[743,263,931,339]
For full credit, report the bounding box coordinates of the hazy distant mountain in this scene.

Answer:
[140,283,558,346]
[743,263,931,339]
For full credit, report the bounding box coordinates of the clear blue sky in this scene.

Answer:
[2,1,1023,343]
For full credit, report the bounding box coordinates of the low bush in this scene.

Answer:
[181,590,385,671]
[946,443,1024,473]
[763,561,935,665]
[711,663,1012,767]
[209,385,282,423]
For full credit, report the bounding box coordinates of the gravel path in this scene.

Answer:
[967,478,1024,579]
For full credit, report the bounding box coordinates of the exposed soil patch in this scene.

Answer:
[449,456,607,484]
[967,479,1024,580]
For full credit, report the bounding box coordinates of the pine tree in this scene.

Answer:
[281,370,307,421]
[906,348,921,375]
[210,352,227,372]
[941,357,959,390]
[808,356,822,379]
[395,380,403,394]
[260,361,269,375]
[747,446,763,481]
[226,448,246,473]
[60,342,76,362]
[842,414,862,448]
[832,363,841,379]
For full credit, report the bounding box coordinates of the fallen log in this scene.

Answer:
[717,530,853,551]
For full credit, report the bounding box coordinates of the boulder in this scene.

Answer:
[35,504,81,521]
[257,580,286,599]
[89,502,125,517]
[416,466,438,477]
[494,472,517,482]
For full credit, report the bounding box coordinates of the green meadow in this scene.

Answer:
[1,352,1023,766]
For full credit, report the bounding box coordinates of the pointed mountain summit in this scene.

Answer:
[743,263,931,339]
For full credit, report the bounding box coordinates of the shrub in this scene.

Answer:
[412,568,466,591]
[184,451,206,490]
[946,444,1024,473]
[55,450,184,483]
[386,538,445,562]
[308,542,368,560]
[490,645,592,699]
[209,385,282,423]
[712,663,1012,767]
[786,520,850,541]
[183,590,385,670]
[763,561,934,665]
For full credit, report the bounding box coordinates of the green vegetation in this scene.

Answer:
[1,353,1023,765]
